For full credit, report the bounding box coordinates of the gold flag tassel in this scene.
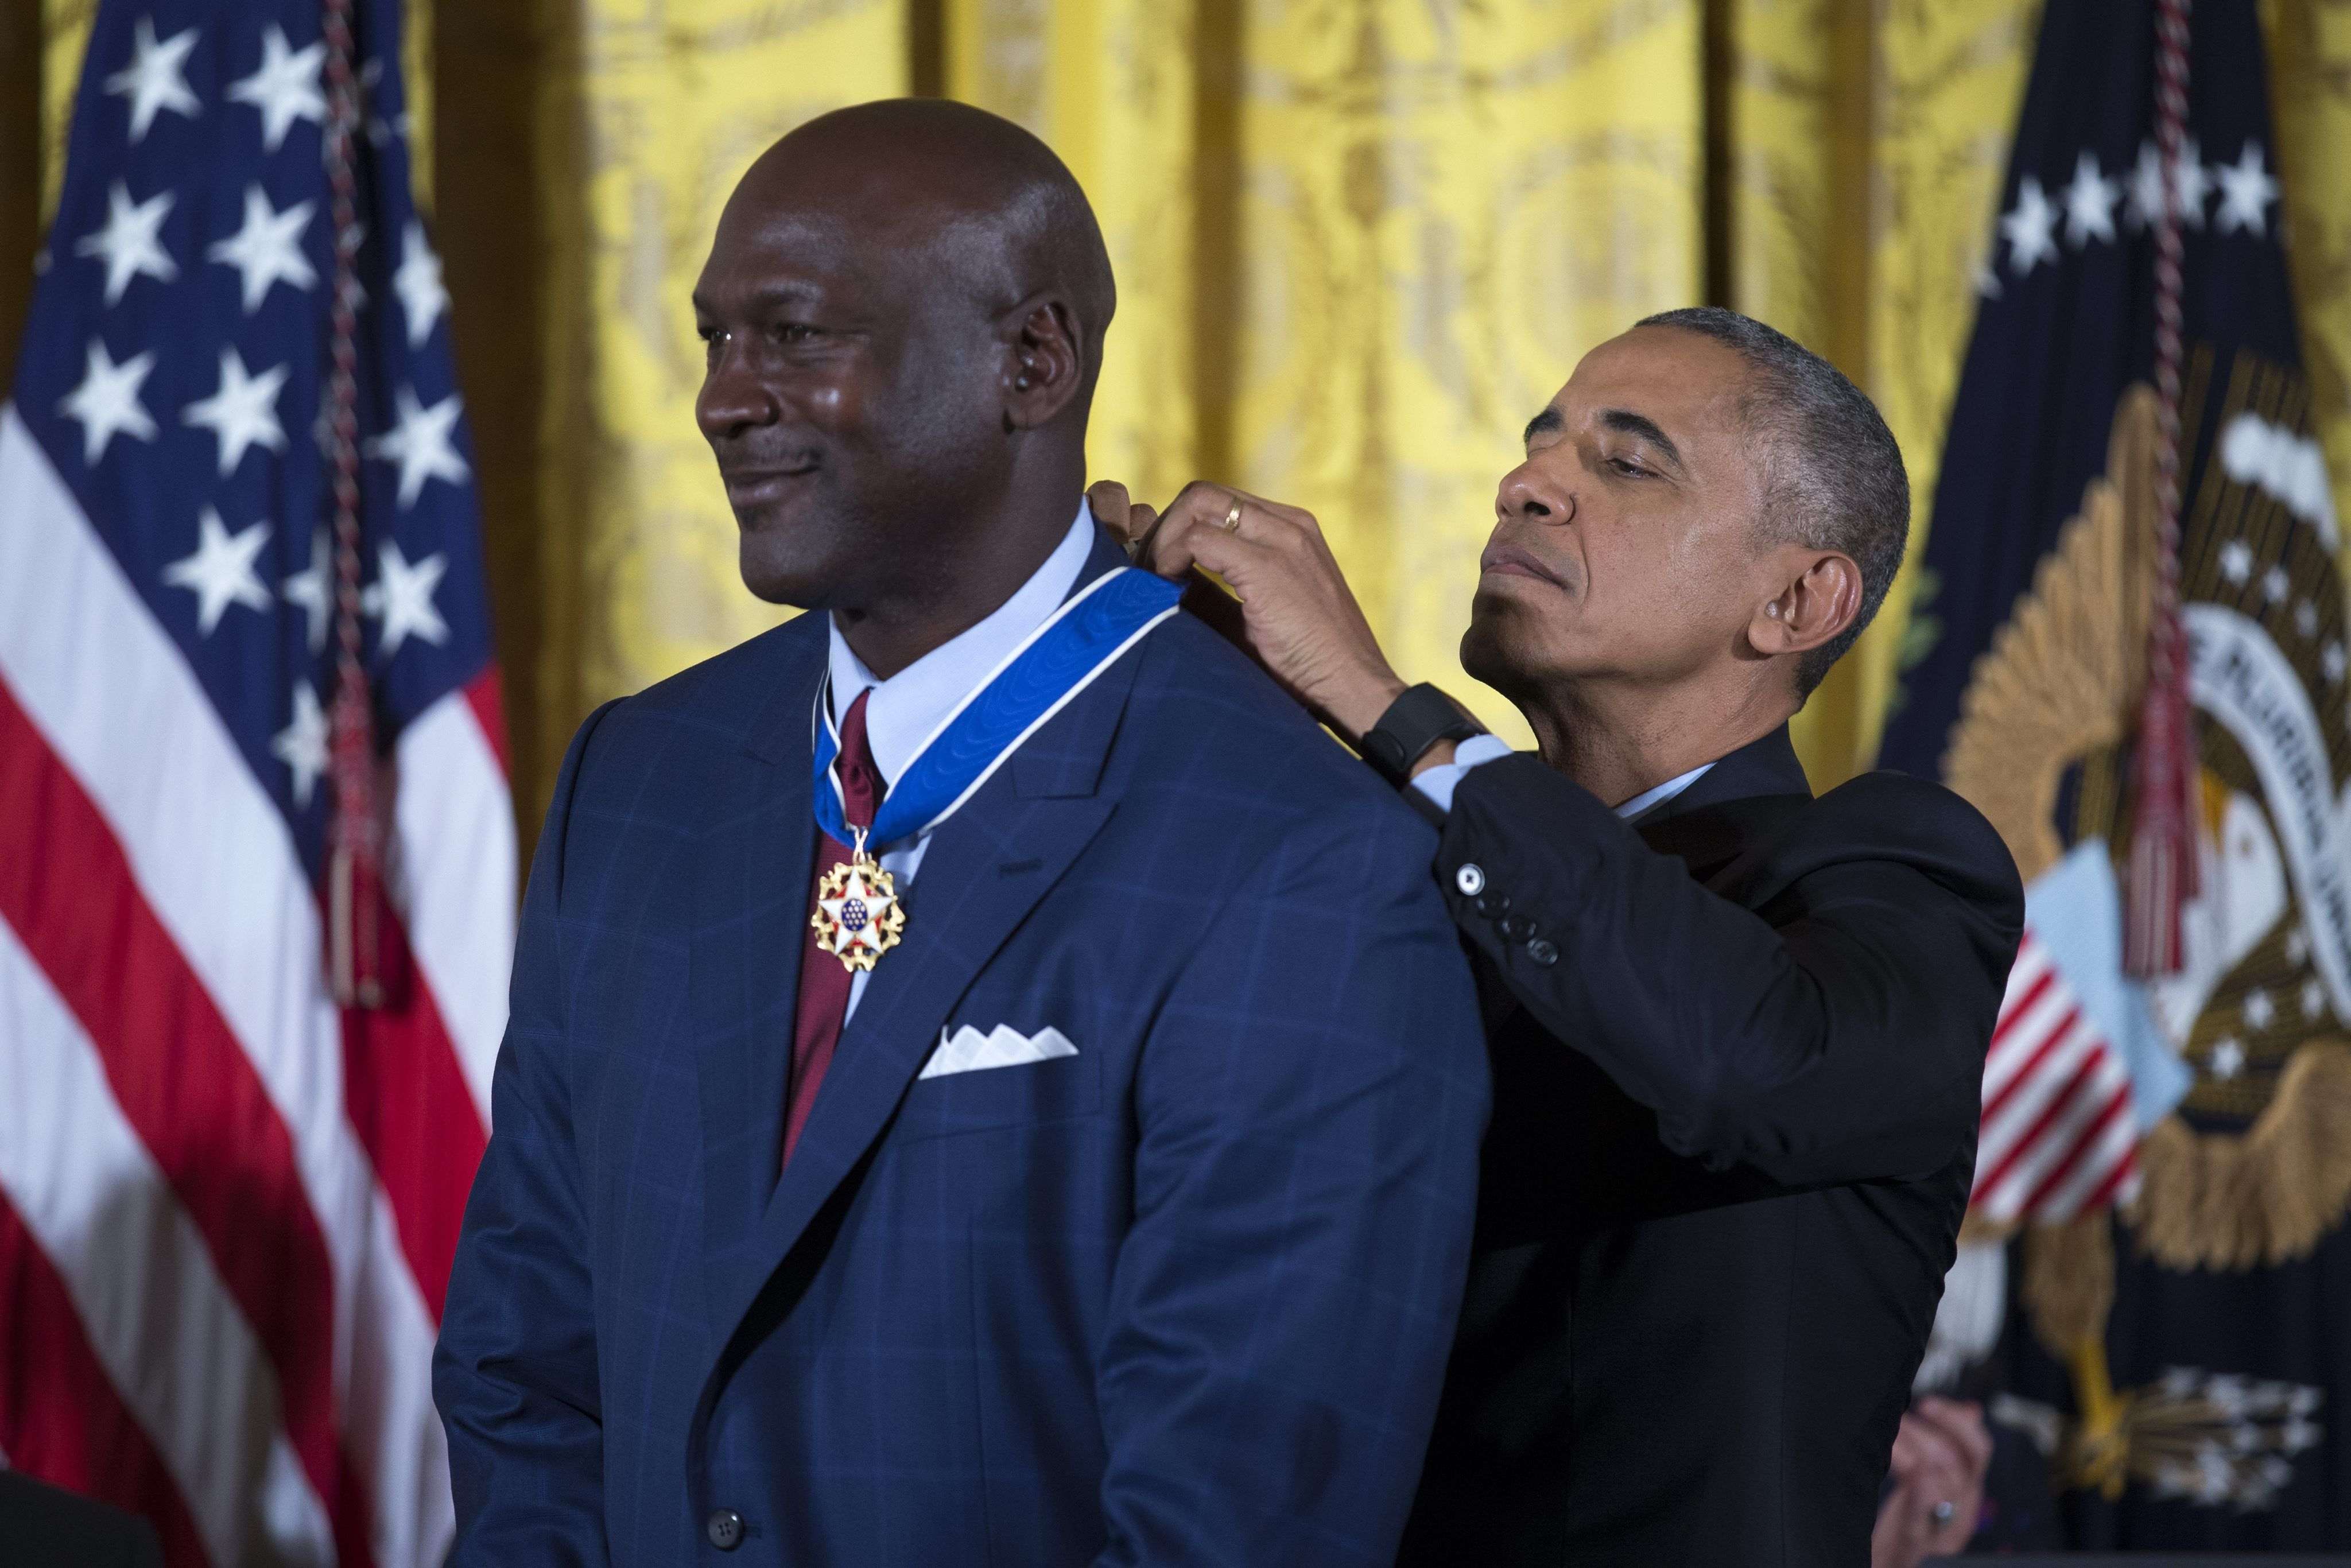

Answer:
[328,833,387,1010]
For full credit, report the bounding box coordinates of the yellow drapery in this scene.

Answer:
[14,1,2351,837]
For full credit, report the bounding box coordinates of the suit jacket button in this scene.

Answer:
[1476,890,1510,918]
[1525,937,1559,967]
[1454,863,1486,896]
[707,1509,744,1551]
[1499,912,1537,942]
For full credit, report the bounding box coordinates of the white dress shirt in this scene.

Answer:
[825,501,1096,1020]
[1411,732,1712,824]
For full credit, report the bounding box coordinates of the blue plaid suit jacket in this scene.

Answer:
[433,533,1492,1566]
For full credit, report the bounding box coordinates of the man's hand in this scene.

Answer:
[1089,480,1406,746]
[1870,1396,1992,1568]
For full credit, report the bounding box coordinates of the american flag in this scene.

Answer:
[0,2,511,1565]
[1971,929,2142,1226]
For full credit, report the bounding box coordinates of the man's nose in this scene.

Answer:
[1496,459,1573,525]
[696,348,779,443]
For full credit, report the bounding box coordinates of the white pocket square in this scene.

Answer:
[920,1024,1079,1079]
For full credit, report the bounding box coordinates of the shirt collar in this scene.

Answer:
[826,500,1098,785]
[1629,724,1811,827]
[1616,762,1714,822]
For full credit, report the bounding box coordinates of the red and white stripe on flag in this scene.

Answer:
[1972,929,2143,1225]
[0,410,514,1565]
[0,2,514,1561]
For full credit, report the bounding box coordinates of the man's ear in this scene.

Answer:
[1747,548,1863,661]
[1000,291,1085,432]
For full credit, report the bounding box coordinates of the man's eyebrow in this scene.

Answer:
[1598,407,1685,472]
[1522,406,1564,447]
[691,281,824,316]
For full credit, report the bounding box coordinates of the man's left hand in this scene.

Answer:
[1871,1397,1992,1568]
[1088,481,1405,744]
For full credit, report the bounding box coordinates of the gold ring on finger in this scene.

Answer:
[1220,496,1244,534]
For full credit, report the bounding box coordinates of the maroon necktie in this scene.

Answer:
[784,688,882,1168]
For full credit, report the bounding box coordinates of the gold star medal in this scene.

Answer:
[810,828,905,972]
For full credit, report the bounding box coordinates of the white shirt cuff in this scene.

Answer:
[1407,732,1516,817]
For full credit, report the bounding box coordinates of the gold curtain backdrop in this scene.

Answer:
[10,0,2351,842]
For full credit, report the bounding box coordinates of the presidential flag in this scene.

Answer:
[1882,0,2348,1546]
[0,2,511,1564]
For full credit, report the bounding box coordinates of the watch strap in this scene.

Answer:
[1359,684,1486,785]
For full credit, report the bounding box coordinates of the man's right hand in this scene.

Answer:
[1089,480,1247,638]
[1085,480,1408,747]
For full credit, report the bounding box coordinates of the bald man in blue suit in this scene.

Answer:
[433,102,1488,1566]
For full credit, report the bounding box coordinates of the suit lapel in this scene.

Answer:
[692,627,824,1337]
[701,583,1148,1348]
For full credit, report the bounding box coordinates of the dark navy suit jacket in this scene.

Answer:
[433,534,1491,1566]
[1400,729,2022,1566]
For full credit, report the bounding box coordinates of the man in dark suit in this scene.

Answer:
[1093,307,2024,1566]
[431,100,1489,1566]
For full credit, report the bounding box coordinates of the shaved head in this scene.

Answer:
[739,99,1116,389]
[694,99,1118,667]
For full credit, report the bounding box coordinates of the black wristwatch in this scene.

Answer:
[1357,684,1487,786]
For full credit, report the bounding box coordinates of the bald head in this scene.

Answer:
[738,99,1116,380]
[694,99,1118,638]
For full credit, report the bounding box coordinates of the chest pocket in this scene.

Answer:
[893,1029,1104,1140]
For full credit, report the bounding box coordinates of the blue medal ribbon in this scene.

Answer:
[813,566,1183,851]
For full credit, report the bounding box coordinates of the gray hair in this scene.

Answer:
[1635,306,1910,698]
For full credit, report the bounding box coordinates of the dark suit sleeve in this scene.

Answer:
[433,702,620,1567]
[1091,801,1490,1568]
[0,1470,164,1568]
[1441,754,2022,1188]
